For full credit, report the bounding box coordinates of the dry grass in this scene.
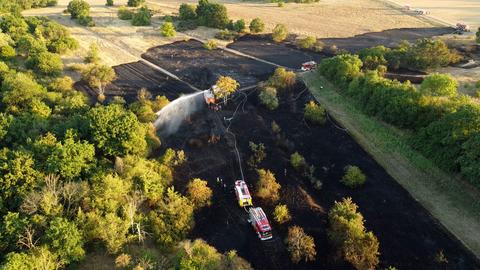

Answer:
[302,71,480,258]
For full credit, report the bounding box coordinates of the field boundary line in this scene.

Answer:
[301,72,480,259]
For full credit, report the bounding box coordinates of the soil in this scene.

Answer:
[163,83,480,270]
[74,61,195,102]
[141,40,275,89]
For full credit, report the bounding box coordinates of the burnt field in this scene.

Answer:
[141,40,275,89]
[227,27,454,68]
[164,82,480,270]
[74,61,196,102]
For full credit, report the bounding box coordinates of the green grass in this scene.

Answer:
[301,71,480,258]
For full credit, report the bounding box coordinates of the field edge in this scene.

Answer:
[301,71,480,259]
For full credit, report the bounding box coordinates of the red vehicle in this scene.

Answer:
[301,61,317,71]
[248,207,273,240]
[234,180,253,207]
[204,85,222,110]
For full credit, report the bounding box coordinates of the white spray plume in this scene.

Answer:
[154,90,207,136]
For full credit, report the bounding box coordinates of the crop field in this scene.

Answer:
[84,40,480,270]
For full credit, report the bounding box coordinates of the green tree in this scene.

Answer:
[319,54,363,87]
[131,6,152,26]
[268,67,296,90]
[187,178,213,208]
[67,0,90,19]
[84,211,130,253]
[290,152,306,171]
[16,34,48,57]
[1,72,46,112]
[0,45,15,60]
[273,204,291,224]
[179,3,197,20]
[341,165,366,188]
[177,239,222,270]
[249,18,264,33]
[81,63,116,97]
[149,187,194,248]
[258,86,279,110]
[419,73,458,97]
[87,104,148,156]
[45,217,85,264]
[0,212,28,251]
[26,51,64,76]
[0,14,29,41]
[161,22,176,37]
[406,39,461,70]
[247,141,266,168]
[358,46,389,70]
[304,101,326,124]
[285,226,316,263]
[233,19,246,33]
[84,42,100,63]
[476,27,480,44]
[255,169,281,203]
[196,0,229,29]
[106,0,114,6]
[272,24,288,42]
[296,36,316,50]
[459,133,480,187]
[118,6,134,20]
[127,0,145,7]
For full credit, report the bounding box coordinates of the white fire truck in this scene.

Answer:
[234,180,253,207]
[248,207,273,241]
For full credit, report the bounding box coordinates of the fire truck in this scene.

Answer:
[248,207,273,240]
[301,61,317,71]
[204,85,222,110]
[234,180,253,207]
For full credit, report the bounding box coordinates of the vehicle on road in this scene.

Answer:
[249,207,273,240]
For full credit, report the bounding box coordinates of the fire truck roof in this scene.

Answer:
[250,207,271,230]
[235,180,251,199]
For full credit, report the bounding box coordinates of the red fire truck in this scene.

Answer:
[234,180,253,207]
[248,207,273,240]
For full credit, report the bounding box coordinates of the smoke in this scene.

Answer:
[154,91,206,136]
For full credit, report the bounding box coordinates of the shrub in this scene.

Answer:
[247,141,266,168]
[215,30,239,41]
[255,169,281,203]
[196,0,229,29]
[341,165,366,188]
[26,51,64,76]
[177,19,198,31]
[318,54,363,88]
[406,39,462,70]
[186,178,213,208]
[78,15,95,27]
[259,86,279,110]
[296,36,316,50]
[84,43,100,63]
[312,41,325,52]
[67,0,90,19]
[358,46,389,70]
[131,6,151,26]
[118,6,134,20]
[272,24,288,42]
[232,19,246,33]
[214,76,239,99]
[273,204,291,224]
[127,0,145,7]
[179,3,197,20]
[177,239,222,270]
[271,121,281,133]
[106,0,114,6]
[290,152,306,171]
[115,253,132,268]
[268,67,296,90]
[304,101,326,125]
[285,226,316,263]
[419,73,458,97]
[0,45,15,60]
[249,18,264,33]
[328,197,379,270]
[161,22,176,37]
[476,27,480,44]
[203,39,218,50]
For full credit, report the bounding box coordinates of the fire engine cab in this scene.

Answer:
[248,207,273,240]
[204,85,222,110]
[301,61,317,71]
[234,180,253,207]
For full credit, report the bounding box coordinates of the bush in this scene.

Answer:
[255,169,281,203]
[268,67,296,90]
[285,226,316,263]
[215,30,239,41]
[0,45,15,60]
[232,19,246,33]
[272,24,288,42]
[419,73,458,97]
[214,76,239,99]
[247,141,266,168]
[127,0,145,7]
[304,101,326,124]
[203,39,218,50]
[132,6,151,26]
[26,51,64,76]
[67,0,90,19]
[249,18,264,33]
[328,197,379,270]
[358,45,389,70]
[106,0,114,6]
[476,27,480,44]
[176,239,222,270]
[78,15,95,27]
[186,178,212,208]
[179,3,197,20]
[290,152,306,171]
[177,19,198,31]
[318,54,363,87]
[161,22,176,37]
[273,204,291,224]
[341,165,366,188]
[296,36,316,50]
[84,43,100,63]
[258,86,279,110]
[405,39,462,70]
[118,6,134,20]
[196,0,229,29]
